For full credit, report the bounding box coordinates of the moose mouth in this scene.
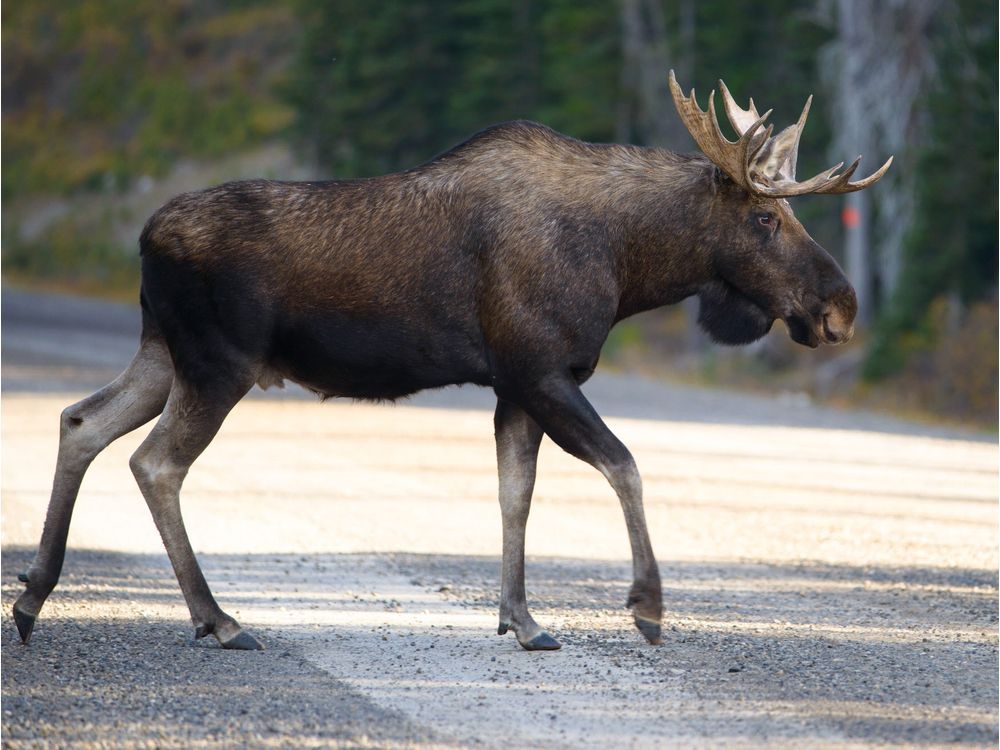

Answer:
[784,314,820,348]
[784,310,853,348]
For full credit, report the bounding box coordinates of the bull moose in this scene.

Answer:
[14,72,890,651]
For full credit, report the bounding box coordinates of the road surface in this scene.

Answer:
[2,287,997,749]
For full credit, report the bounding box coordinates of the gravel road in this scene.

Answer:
[2,287,997,748]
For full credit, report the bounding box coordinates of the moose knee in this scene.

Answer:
[129,447,186,495]
[58,405,107,462]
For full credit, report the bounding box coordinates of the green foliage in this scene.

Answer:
[865,0,998,380]
[2,0,298,199]
[285,0,619,177]
[603,320,646,363]
[862,297,998,426]
[285,1,834,181]
[3,216,140,292]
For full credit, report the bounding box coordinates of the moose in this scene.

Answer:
[14,72,890,652]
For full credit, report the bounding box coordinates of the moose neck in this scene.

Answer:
[607,151,716,322]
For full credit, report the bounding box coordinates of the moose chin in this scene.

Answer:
[15,71,889,653]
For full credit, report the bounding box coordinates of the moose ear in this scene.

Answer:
[749,94,810,182]
[751,124,800,181]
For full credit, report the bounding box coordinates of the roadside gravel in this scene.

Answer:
[2,548,445,749]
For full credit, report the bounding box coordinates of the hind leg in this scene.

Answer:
[14,336,174,643]
[494,399,560,650]
[129,368,261,650]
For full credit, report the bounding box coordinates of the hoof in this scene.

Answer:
[521,631,561,651]
[13,605,36,644]
[17,572,29,583]
[497,621,510,636]
[634,615,662,645]
[220,630,264,651]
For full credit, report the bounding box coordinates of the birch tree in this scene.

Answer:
[817,0,939,322]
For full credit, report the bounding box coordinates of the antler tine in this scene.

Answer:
[814,155,894,194]
[718,78,772,160]
[760,155,894,198]
[668,70,770,193]
[783,94,812,180]
[718,78,762,137]
[708,89,760,160]
[811,156,863,193]
[754,162,845,198]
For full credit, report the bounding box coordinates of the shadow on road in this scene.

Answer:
[4,546,997,748]
[1,548,440,750]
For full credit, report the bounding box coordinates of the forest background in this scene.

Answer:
[2,0,996,428]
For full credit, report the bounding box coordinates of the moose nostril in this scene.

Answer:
[822,312,854,344]
[822,313,834,340]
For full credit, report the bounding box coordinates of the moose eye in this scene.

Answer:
[757,214,773,227]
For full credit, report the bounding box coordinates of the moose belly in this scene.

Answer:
[269,309,490,401]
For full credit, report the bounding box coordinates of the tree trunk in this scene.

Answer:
[820,0,939,322]
[844,190,873,323]
[835,0,873,324]
[617,0,676,147]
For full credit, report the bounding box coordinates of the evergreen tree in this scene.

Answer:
[285,1,620,177]
[865,0,998,378]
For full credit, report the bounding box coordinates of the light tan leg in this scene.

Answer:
[14,337,173,642]
[494,399,561,650]
[128,373,260,649]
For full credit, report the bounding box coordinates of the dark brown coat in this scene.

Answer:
[15,118,857,652]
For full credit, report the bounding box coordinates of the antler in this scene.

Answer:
[668,70,892,198]
[667,71,772,194]
[720,78,807,182]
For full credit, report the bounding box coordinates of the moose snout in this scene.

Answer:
[819,284,858,345]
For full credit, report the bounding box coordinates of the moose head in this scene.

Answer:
[669,71,892,348]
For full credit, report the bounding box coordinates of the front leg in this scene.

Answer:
[494,399,560,650]
[506,373,663,645]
